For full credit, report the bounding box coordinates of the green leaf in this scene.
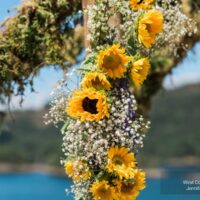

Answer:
[75,192,84,200]
[61,120,71,133]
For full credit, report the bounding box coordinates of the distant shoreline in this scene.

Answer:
[0,163,163,178]
[0,163,65,177]
[1,157,200,178]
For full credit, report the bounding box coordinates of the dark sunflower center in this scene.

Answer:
[137,0,144,4]
[103,53,121,69]
[136,67,143,75]
[113,156,124,166]
[91,77,102,88]
[146,24,153,34]
[82,97,98,114]
[121,182,135,193]
[99,188,108,195]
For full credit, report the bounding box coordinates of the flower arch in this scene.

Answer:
[44,0,198,199]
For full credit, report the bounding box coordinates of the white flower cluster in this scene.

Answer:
[44,80,69,126]
[61,83,150,167]
[155,0,196,56]
[87,0,137,50]
[87,0,196,56]
[71,181,92,200]
[44,70,81,126]
[87,1,113,50]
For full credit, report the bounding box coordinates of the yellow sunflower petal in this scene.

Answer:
[90,180,118,200]
[130,57,150,88]
[97,44,130,79]
[107,146,137,179]
[66,88,110,122]
[138,10,163,48]
[130,0,154,11]
[114,170,146,200]
[81,72,111,91]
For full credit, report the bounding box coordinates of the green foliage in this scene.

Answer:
[78,52,98,74]
[0,0,83,101]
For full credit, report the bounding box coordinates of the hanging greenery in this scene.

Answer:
[0,0,83,102]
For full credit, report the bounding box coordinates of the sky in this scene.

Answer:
[0,0,200,110]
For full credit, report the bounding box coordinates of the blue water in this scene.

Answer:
[0,172,199,200]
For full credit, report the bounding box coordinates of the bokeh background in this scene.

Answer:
[0,1,200,200]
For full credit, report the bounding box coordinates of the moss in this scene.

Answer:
[0,0,83,101]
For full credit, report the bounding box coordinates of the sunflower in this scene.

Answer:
[90,180,117,200]
[107,146,136,179]
[81,72,111,91]
[130,0,154,11]
[138,10,163,48]
[65,160,91,182]
[97,44,130,79]
[130,58,150,88]
[66,88,109,122]
[114,170,146,200]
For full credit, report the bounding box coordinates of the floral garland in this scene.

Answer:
[45,0,193,199]
[87,0,195,56]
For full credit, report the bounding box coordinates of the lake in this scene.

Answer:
[0,172,199,200]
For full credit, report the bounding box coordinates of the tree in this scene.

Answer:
[0,0,199,117]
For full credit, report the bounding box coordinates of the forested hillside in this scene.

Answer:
[0,84,200,167]
[140,83,200,166]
